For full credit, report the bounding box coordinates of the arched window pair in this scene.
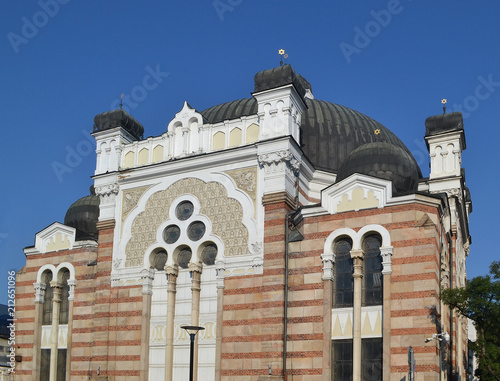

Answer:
[332,234,383,381]
[40,268,71,381]
[333,234,383,309]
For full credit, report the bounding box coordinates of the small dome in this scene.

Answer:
[93,108,144,140]
[336,142,421,195]
[64,192,100,241]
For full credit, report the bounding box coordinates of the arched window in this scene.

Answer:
[42,271,53,325]
[362,234,383,306]
[333,237,353,308]
[59,269,70,324]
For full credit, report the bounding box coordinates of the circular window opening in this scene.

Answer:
[163,225,181,244]
[188,221,206,241]
[176,201,194,221]
[153,251,168,271]
[177,247,192,269]
[201,243,218,266]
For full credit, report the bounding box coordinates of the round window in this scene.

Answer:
[177,247,192,269]
[153,251,167,271]
[188,221,206,241]
[163,225,181,244]
[176,201,194,221]
[201,243,218,266]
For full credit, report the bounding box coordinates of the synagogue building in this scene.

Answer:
[14,64,472,380]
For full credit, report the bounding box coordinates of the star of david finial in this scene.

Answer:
[442,98,447,114]
[374,129,381,135]
[278,49,287,66]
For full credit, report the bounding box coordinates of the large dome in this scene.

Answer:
[64,191,100,241]
[201,97,421,175]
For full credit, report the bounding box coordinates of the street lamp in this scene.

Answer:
[181,325,205,381]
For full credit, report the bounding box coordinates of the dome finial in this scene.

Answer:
[119,93,124,110]
[278,49,287,66]
[441,98,447,114]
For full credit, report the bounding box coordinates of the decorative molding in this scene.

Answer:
[95,183,119,197]
[96,219,116,231]
[225,167,258,208]
[258,149,300,177]
[261,191,295,209]
[113,258,122,270]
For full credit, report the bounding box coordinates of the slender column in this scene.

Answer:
[33,282,46,381]
[66,279,76,380]
[189,261,203,381]
[350,249,364,381]
[321,253,335,381]
[165,265,179,381]
[49,282,62,381]
[214,261,225,381]
[141,269,154,381]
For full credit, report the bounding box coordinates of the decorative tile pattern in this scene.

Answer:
[125,178,248,267]
[122,186,151,223]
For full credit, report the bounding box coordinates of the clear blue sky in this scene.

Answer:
[1,1,498,304]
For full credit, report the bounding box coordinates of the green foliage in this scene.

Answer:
[441,261,500,381]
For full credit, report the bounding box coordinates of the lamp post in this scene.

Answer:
[181,325,205,381]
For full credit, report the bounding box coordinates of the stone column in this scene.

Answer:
[165,265,179,381]
[33,282,46,381]
[321,253,335,381]
[350,249,364,381]
[141,269,154,381]
[214,261,225,381]
[189,261,203,381]
[49,281,62,381]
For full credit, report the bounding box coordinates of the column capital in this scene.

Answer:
[350,250,364,279]
[320,252,335,281]
[216,260,226,289]
[141,268,155,295]
[50,281,63,302]
[67,279,76,301]
[33,282,46,303]
[380,246,393,275]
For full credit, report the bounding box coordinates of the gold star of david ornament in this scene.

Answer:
[374,129,381,135]
[278,49,285,55]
